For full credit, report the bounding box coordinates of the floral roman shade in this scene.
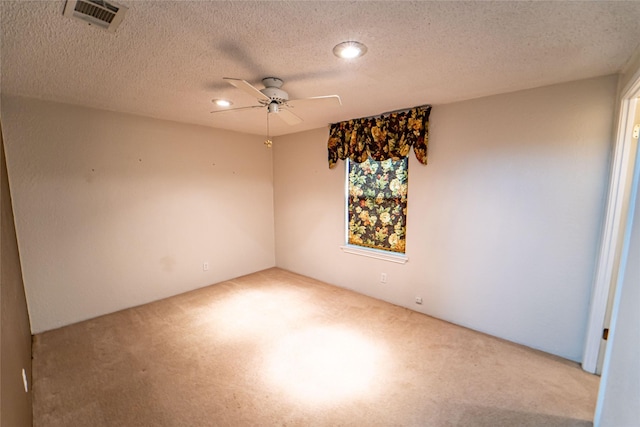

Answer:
[348,157,408,253]
[327,105,431,169]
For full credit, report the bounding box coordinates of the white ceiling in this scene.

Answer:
[2,1,640,137]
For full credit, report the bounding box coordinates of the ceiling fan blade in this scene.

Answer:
[223,77,270,102]
[288,95,342,107]
[277,108,303,126]
[210,105,263,114]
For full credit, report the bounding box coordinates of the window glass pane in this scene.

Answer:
[347,157,408,253]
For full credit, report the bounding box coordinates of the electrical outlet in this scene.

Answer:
[203,262,209,271]
[415,297,423,305]
[380,273,387,283]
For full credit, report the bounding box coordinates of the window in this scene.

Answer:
[347,157,408,254]
[329,104,429,261]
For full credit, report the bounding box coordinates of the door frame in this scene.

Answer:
[582,68,640,374]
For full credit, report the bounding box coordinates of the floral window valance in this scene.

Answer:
[327,105,431,169]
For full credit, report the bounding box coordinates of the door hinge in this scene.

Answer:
[603,328,609,340]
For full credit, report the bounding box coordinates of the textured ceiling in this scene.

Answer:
[2,1,640,137]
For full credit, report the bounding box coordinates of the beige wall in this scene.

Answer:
[274,75,618,362]
[0,74,619,360]
[1,120,32,427]
[1,96,276,333]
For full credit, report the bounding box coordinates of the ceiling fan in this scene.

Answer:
[212,77,342,127]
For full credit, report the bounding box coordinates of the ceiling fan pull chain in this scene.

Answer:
[265,112,273,148]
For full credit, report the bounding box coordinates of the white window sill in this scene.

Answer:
[340,245,409,264]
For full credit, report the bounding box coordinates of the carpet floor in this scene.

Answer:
[32,268,598,426]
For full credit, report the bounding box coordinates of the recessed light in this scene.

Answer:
[212,99,232,107]
[333,41,367,59]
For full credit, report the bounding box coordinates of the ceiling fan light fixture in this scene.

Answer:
[268,102,279,113]
[333,41,367,59]
[212,99,233,107]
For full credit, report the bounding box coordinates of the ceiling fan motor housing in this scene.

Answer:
[260,86,289,104]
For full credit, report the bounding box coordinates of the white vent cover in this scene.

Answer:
[63,0,128,33]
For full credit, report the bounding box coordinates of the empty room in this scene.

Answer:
[1,1,639,426]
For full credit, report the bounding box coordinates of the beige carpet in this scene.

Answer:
[32,268,598,426]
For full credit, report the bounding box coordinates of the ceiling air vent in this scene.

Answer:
[63,0,128,33]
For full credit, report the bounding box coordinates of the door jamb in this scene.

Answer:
[582,70,640,374]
